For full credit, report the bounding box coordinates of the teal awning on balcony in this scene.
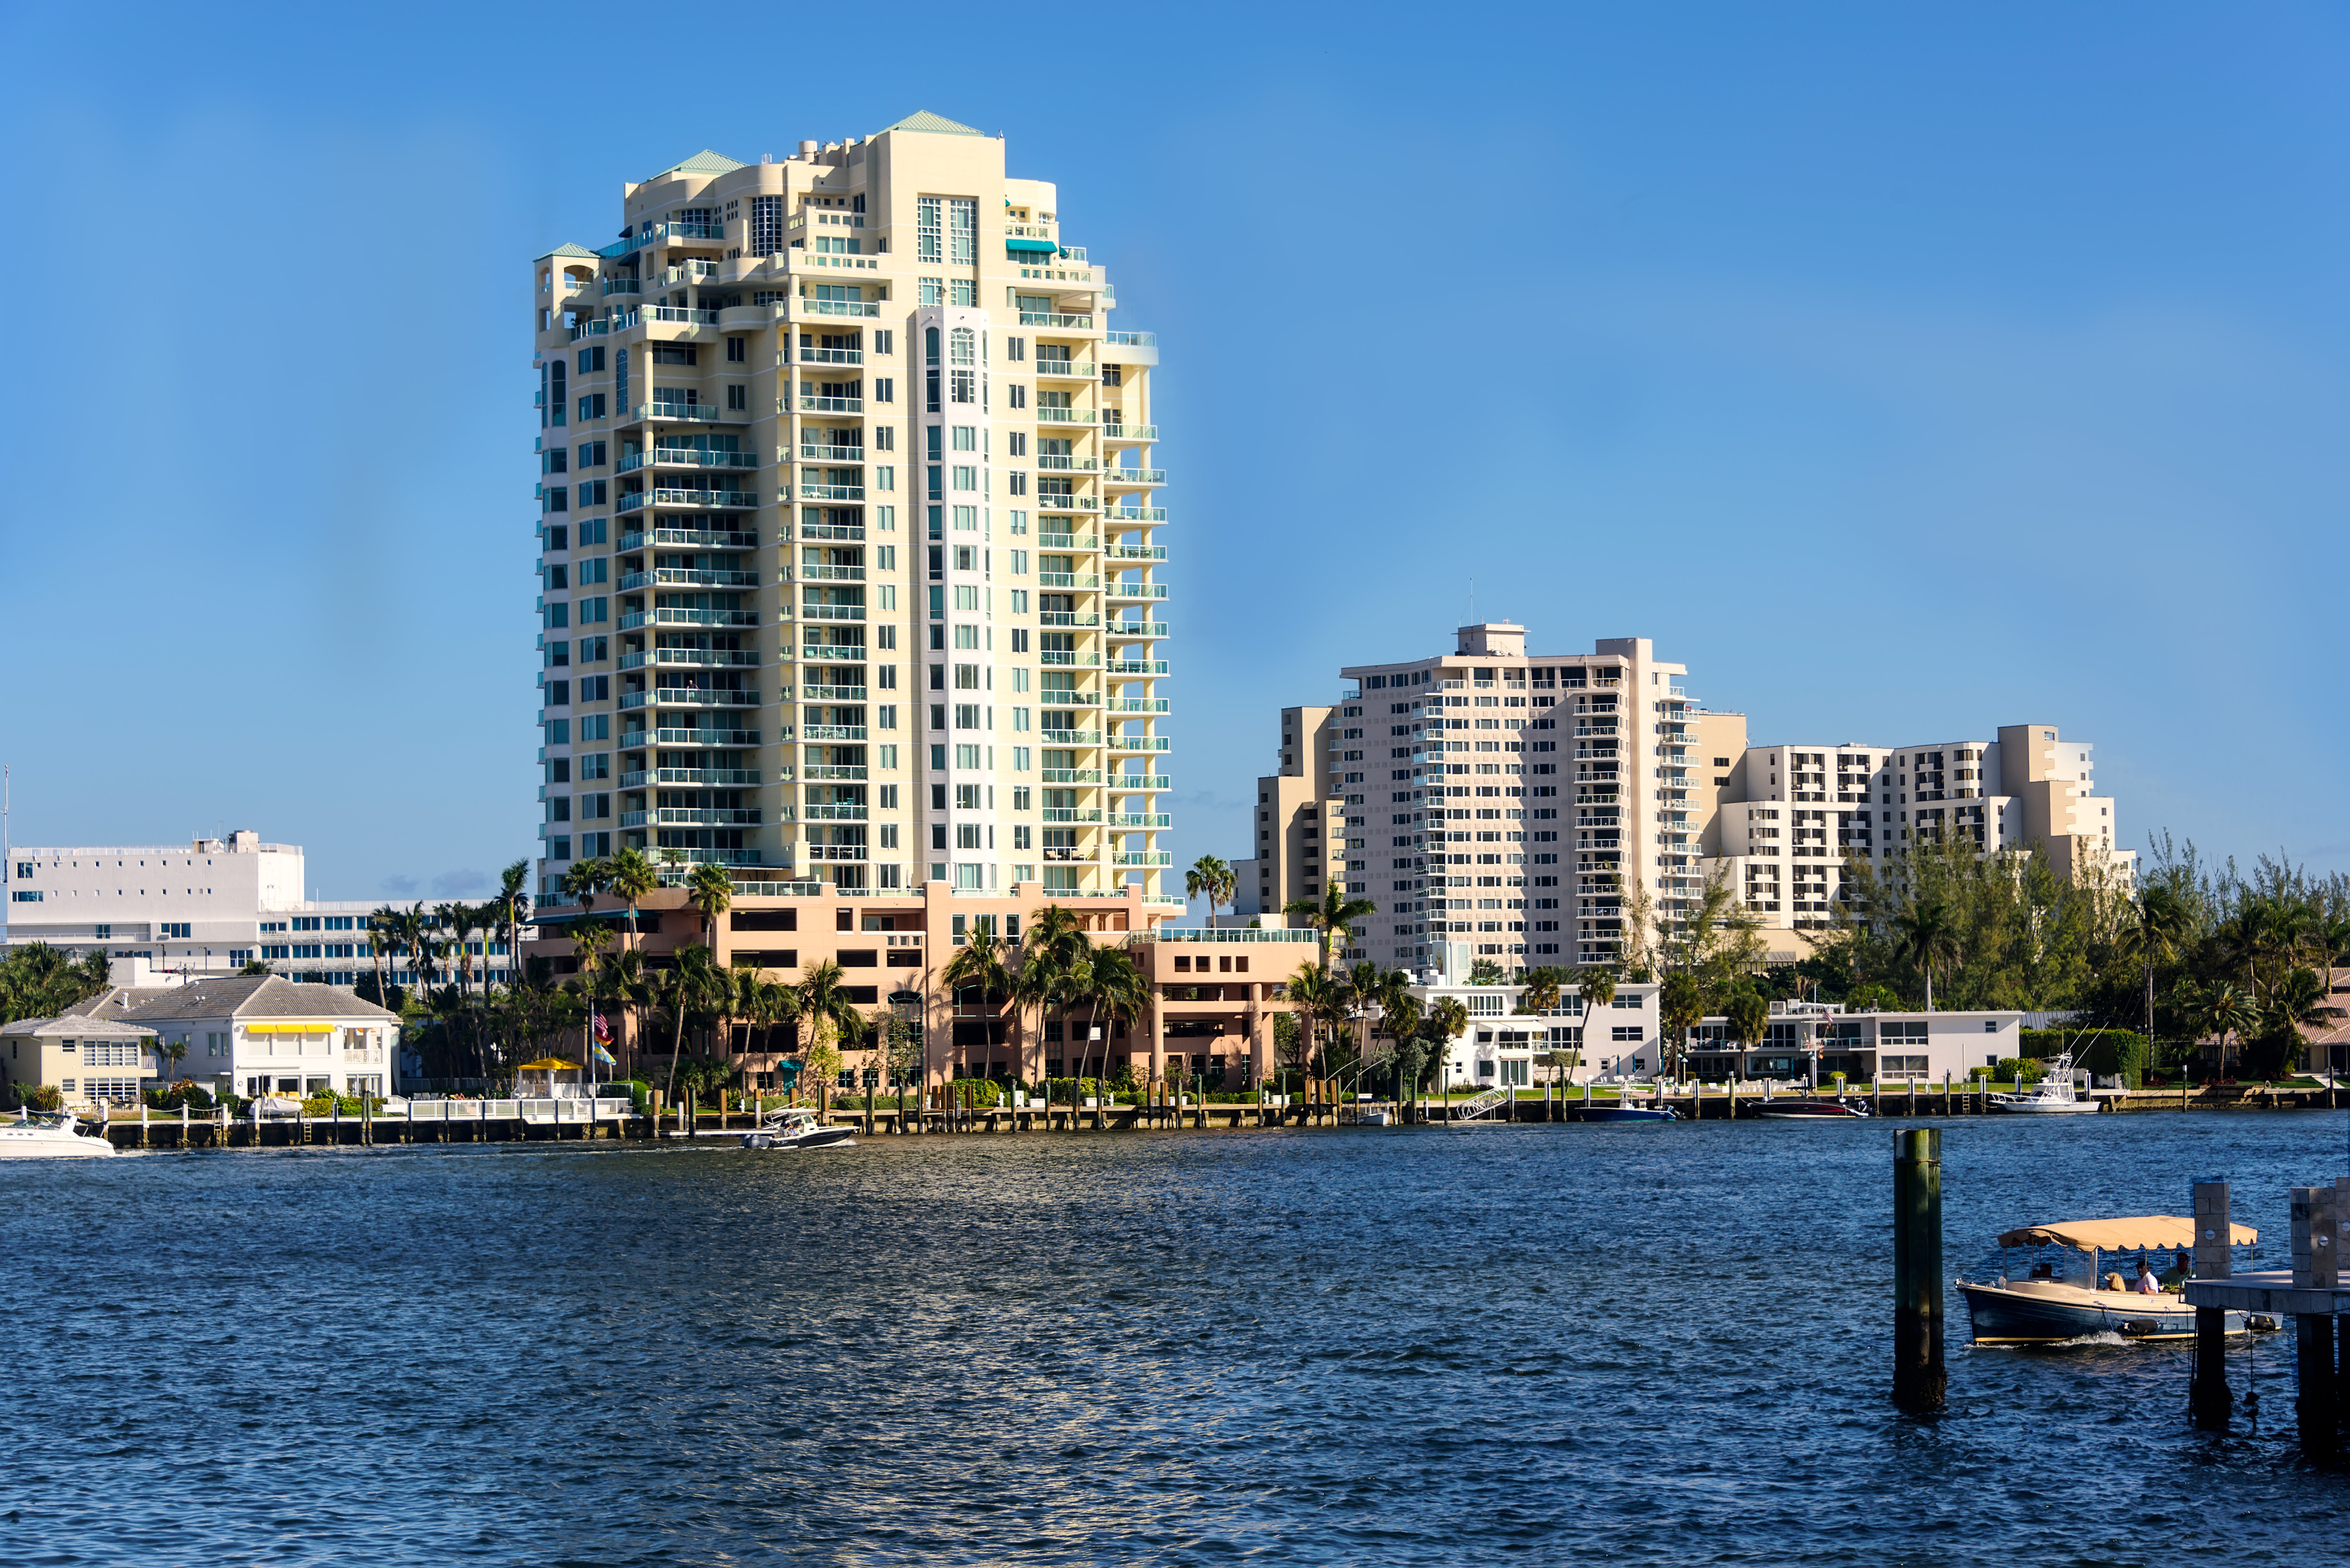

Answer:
[1005,238,1059,254]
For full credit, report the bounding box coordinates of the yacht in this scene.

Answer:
[740,1107,857,1151]
[1987,1050,2102,1114]
[0,1110,119,1159]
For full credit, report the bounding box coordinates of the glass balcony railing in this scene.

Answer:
[799,483,864,501]
[1033,455,1098,472]
[1038,611,1100,628]
[1019,312,1093,329]
[798,444,865,462]
[801,684,867,702]
[1104,331,1156,348]
[619,528,756,551]
[798,643,866,662]
[1101,423,1158,441]
[618,649,759,670]
[1105,469,1165,486]
[1105,545,1165,561]
[1036,493,1099,511]
[1105,659,1166,675]
[1035,406,1096,424]
[620,607,760,630]
[799,395,863,413]
[1110,775,1172,790]
[1041,808,1104,824]
[1106,698,1169,714]
[802,804,868,821]
[623,447,757,472]
[802,724,867,741]
[798,347,862,365]
[795,522,865,542]
[1032,360,1094,380]
[633,402,746,424]
[803,764,867,780]
[1040,729,1102,745]
[1106,581,1168,599]
[1040,768,1101,784]
[797,563,865,582]
[1036,572,1099,589]
[1038,650,1102,668]
[618,568,759,590]
[797,298,880,318]
[1108,735,1172,752]
[1104,507,1166,522]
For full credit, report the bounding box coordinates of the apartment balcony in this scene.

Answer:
[802,804,868,821]
[568,320,610,341]
[618,569,760,590]
[796,521,865,542]
[799,483,865,501]
[804,764,867,781]
[1101,423,1158,442]
[1041,809,1103,824]
[1114,851,1174,868]
[1038,611,1101,628]
[1019,312,1094,329]
[1108,734,1172,752]
[800,604,866,622]
[1105,620,1169,638]
[602,278,642,297]
[1105,469,1166,487]
[1042,847,1092,863]
[1104,507,1166,523]
[798,563,866,582]
[1105,659,1167,675]
[1036,572,1100,590]
[805,845,868,862]
[1033,360,1095,380]
[798,395,863,413]
[1104,330,1156,349]
[1105,545,1165,562]
[1040,768,1101,784]
[799,444,866,462]
[798,347,863,366]
[802,724,868,741]
[620,607,760,630]
[1573,723,1618,738]
[638,688,758,709]
[619,808,763,828]
[1038,688,1099,707]
[622,649,761,670]
[1035,533,1097,552]
[646,728,759,746]
[1112,774,1172,790]
[1038,650,1103,668]
[1108,814,1171,829]
[797,297,880,318]
[1036,493,1099,512]
[629,401,751,426]
[619,528,757,551]
[621,767,762,787]
[1035,406,1096,425]
[623,487,757,511]
[1106,581,1168,600]
[799,642,866,661]
[802,684,867,702]
[621,447,758,473]
[643,305,721,327]
[1034,455,1099,472]
[1040,729,1102,745]
[1107,698,1169,714]
[596,221,725,258]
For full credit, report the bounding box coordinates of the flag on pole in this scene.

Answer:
[592,1041,616,1067]
[592,1012,612,1046]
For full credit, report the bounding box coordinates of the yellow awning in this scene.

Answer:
[515,1058,581,1072]
[1996,1216,2257,1252]
[242,1023,334,1035]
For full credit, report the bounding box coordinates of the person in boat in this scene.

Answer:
[2132,1256,2162,1294]
[2164,1247,2191,1287]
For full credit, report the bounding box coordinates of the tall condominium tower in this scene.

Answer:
[530,113,1169,906]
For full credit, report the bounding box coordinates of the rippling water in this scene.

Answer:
[6,1111,2347,1565]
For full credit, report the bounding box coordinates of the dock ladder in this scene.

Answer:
[1453,1087,1512,1122]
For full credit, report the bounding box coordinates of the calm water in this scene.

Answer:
[6,1111,2347,1566]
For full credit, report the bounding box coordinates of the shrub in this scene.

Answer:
[1991,1058,2050,1086]
[2021,1028,2148,1089]
[18,1084,65,1112]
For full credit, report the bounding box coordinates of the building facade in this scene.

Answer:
[71,977,402,1100]
[1408,975,1664,1087]
[0,831,481,989]
[1,1014,160,1108]
[531,112,1169,910]
[1682,1000,2023,1085]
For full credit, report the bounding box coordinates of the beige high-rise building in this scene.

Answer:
[529,112,1169,906]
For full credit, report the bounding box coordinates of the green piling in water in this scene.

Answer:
[1892,1127,1945,1413]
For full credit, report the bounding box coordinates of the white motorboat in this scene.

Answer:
[740,1107,856,1151]
[0,1110,119,1158]
[1959,1215,2261,1343]
[1987,1050,2102,1114]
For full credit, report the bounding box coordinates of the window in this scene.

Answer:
[726,336,746,363]
[726,385,747,410]
[750,195,785,255]
[917,198,942,263]
[949,197,977,264]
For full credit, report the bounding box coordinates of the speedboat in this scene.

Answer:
[1958,1215,2263,1343]
[1987,1049,2102,1114]
[0,1110,119,1158]
[740,1107,856,1151]
[1755,1098,1870,1120]
[1581,1104,1678,1122]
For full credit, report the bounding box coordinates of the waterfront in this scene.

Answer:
[5,1113,2345,1565]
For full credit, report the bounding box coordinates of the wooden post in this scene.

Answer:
[2290,1184,2341,1456]
[1892,1127,1945,1412]
[2190,1179,2233,1429]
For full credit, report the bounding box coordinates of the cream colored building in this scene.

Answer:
[0,1015,160,1108]
[531,111,1169,910]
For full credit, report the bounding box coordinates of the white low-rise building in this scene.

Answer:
[1682,1000,2021,1085]
[1409,975,1663,1087]
[1,1014,162,1108]
[74,976,402,1099]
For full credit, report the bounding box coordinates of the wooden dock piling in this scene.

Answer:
[1892,1127,1945,1412]
[2190,1180,2233,1429]
[2290,1183,2341,1455]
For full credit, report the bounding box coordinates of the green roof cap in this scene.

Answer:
[874,110,983,137]
[537,243,598,261]
[648,149,748,180]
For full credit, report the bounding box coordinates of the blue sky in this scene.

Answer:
[3,2,2344,904]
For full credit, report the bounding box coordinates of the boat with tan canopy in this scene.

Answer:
[1958,1215,2266,1344]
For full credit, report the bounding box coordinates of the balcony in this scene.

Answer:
[624,447,758,473]
[798,395,864,413]
[796,346,865,367]
[1107,698,1169,714]
[1114,851,1174,868]
[1038,611,1101,628]
[1106,581,1168,600]
[1106,620,1169,638]
[802,804,868,821]
[1019,312,1094,329]
[1105,659,1166,675]
[646,729,759,746]
[1104,507,1166,523]
[1036,533,1096,552]
[602,278,642,296]
[649,688,758,708]
[1035,406,1096,425]
[1108,734,1172,752]
[796,521,865,542]
[799,483,865,501]
[1104,331,1155,348]
[1034,454,1099,472]
[1108,814,1171,829]
[1112,775,1172,790]
[621,607,761,630]
[1042,808,1104,824]
[1040,768,1101,784]
[619,528,757,551]
[801,684,867,701]
[1105,545,1165,561]
[1101,424,1158,441]
[1033,360,1095,380]
[798,563,866,582]
[805,764,867,780]
[802,724,867,741]
[1037,572,1100,590]
[618,649,760,670]
[799,444,865,462]
[621,808,762,828]
[800,604,866,622]
[618,568,760,590]
[630,487,757,510]
[568,320,609,340]
[1042,847,1091,863]
[1040,729,1102,745]
[597,220,725,258]
[1036,493,1099,512]
[1105,468,1165,486]
[623,767,762,787]
[799,298,880,318]
[645,305,721,327]
[799,643,866,661]
[1038,687,1099,707]
[632,402,749,425]
[805,845,869,862]
[1038,650,1102,668]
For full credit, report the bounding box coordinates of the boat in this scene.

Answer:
[1580,1104,1679,1122]
[739,1107,857,1151]
[0,1110,119,1159]
[1987,1050,2102,1114]
[1958,1215,2264,1343]
[1754,1098,1871,1120]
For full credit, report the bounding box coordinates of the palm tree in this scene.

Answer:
[1892,899,1962,1011]
[365,905,401,1009]
[1081,943,1149,1095]
[658,945,723,1108]
[1658,970,1705,1079]
[603,946,648,1080]
[1284,885,1379,973]
[1011,933,1077,1087]
[2115,883,2195,1044]
[1419,994,1470,1109]
[2184,979,2257,1078]
[1726,986,1769,1060]
[1284,962,1342,1083]
[605,846,659,954]
[941,928,1010,1084]
[796,959,871,1108]
[1186,855,1235,922]
[489,858,533,992]
[2257,967,2345,1079]
[1514,966,1564,1017]
[686,861,734,952]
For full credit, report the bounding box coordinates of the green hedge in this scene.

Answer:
[2021,1028,2148,1089]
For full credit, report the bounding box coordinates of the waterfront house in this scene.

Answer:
[0,1014,161,1108]
[1408,976,1664,1087]
[1683,1000,2022,1086]
[80,977,402,1100]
